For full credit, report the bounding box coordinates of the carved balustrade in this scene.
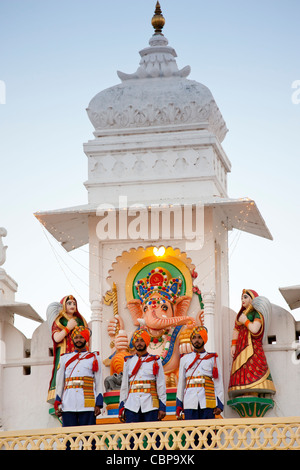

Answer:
[0,417,299,450]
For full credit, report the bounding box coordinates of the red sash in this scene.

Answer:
[65,351,99,372]
[186,352,218,378]
[130,354,159,378]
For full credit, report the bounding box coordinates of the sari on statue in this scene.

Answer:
[228,289,276,398]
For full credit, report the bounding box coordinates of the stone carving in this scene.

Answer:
[87,147,228,200]
[117,33,191,81]
[88,100,227,142]
[86,18,228,142]
[104,372,123,392]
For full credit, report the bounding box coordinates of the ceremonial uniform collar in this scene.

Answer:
[193,349,206,355]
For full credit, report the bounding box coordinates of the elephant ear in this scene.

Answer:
[127,299,144,326]
[174,295,192,317]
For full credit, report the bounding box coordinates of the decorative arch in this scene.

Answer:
[106,245,195,303]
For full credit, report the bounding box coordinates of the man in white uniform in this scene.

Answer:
[176,326,224,420]
[54,326,103,427]
[118,329,166,423]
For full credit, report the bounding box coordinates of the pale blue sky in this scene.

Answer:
[0,0,300,336]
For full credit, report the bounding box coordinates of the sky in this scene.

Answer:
[0,0,300,337]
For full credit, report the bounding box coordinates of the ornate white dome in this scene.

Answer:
[86,5,228,142]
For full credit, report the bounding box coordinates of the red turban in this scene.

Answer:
[190,326,208,344]
[71,326,90,343]
[132,329,151,347]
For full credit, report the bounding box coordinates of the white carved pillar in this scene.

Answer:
[88,218,103,354]
[203,292,216,351]
[90,300,102,353]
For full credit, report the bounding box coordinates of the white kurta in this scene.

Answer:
[56,351,103,412]
[176,351,224,410]
[119,354,166,413]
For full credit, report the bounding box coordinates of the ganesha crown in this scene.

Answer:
[135,267,182,305]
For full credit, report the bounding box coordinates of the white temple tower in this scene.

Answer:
[35,3,273,418]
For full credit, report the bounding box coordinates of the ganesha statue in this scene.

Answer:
[107,266,199,386]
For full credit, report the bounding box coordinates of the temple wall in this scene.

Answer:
[1,321,56,431]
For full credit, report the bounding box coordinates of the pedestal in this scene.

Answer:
[227,396,274,418]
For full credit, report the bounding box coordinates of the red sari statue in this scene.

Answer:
[228,289,276,398]
[46,295,89,404]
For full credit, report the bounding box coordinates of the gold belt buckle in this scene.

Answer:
[194,377,205,384]
[72,380,83,386]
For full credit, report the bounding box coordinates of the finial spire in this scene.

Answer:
[116,1,191,81]
[151,1,165,35]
